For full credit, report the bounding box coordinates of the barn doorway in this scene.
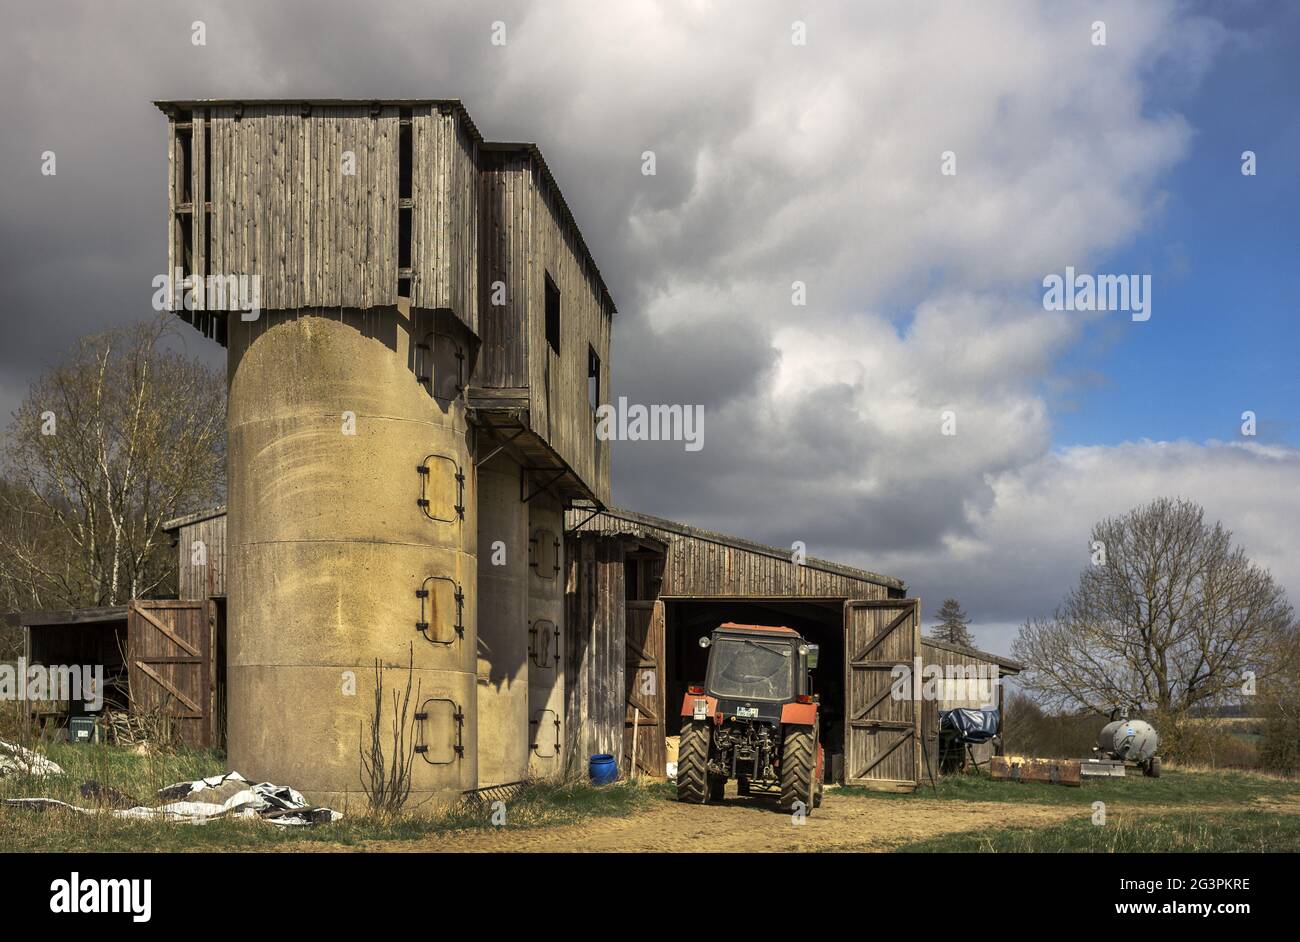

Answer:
[661,597,849,783]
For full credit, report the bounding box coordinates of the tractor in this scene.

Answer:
[676,622,824,813]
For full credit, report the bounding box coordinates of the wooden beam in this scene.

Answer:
[132,606,201,657]
[133,661,203,715]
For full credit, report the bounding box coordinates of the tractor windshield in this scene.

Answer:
[707,637,795,701]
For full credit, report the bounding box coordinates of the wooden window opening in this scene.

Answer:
[545,272,560,354]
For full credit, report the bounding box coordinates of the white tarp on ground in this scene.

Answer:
[3,771,342,826]
[0,738,64,777]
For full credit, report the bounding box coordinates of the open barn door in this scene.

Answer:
[127,599,214,747]
[843,598,921,791]
[624,600,666,777]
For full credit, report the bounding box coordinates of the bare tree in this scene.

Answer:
[1013,498,1294,725]
[0,315,225,609]
[1258,626,1300,774]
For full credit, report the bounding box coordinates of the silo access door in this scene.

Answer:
[843,598,921,791]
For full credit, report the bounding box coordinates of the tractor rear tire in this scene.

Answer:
[780,725,817,815]
[677,720,712,803]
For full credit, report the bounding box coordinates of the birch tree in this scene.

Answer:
[0,316,225,609]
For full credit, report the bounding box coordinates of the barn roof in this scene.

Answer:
[566,505,907,591]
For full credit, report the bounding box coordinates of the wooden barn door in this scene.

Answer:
[843,598,921,791]
[127,599,213,747]
[624,600,666,777]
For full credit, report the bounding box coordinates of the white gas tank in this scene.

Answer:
[1098,718,1160,762]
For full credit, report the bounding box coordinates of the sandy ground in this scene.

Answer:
[298,784,1088,853]
[277,784,1300,854]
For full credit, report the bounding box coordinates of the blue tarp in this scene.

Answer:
[939,708,1000,744]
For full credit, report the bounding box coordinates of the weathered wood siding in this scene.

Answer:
[174,514,227,601]
[477,149,613,504]
[163,103,478,332]
[563,533,627,771]
[525,159,613,506]
[411,106,479,323]
[567,508,902,599]
[476,152,531,389]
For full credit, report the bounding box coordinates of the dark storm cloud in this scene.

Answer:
[3,1,1293,640]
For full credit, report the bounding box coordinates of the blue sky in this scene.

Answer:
[1053,0,1300,449]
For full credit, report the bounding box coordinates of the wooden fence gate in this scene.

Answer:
[624,600,666,777]
[843,598,921,791]
[127,599,214,747]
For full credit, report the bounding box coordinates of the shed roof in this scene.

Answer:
[162,505,227,532]
[922,635,1024,674]
[152,98,617,316]
[1,606,129,630]
[567,505,906,591]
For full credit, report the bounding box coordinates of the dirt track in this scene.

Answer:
[326,785,1084,853]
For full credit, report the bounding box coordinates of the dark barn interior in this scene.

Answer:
[664,597,849,781]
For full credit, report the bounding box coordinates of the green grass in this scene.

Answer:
[837,767,1300,807]
[895,810,1300,852]
[0,742,656,851]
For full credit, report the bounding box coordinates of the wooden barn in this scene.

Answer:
[564,506,1021,791]
[5,598,223,748]
[147,502,1019,789]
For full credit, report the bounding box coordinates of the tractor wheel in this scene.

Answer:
[1145,756,1162,778]
[813,742,825,808]
[677,720,712,803]
[737,775,751,796]
[780,725,817,815]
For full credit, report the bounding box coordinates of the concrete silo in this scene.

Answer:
[159,100,615,805]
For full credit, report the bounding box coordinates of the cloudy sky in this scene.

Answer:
[2,0,1297,654]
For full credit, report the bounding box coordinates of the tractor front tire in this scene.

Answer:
[737,775,751,796]
[780,725,817,814]
[677,720,712,803]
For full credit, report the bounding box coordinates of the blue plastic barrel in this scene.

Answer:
[588,754,618,785]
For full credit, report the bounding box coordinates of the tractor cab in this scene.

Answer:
[699,623,818,720]
[678,622,825,812]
